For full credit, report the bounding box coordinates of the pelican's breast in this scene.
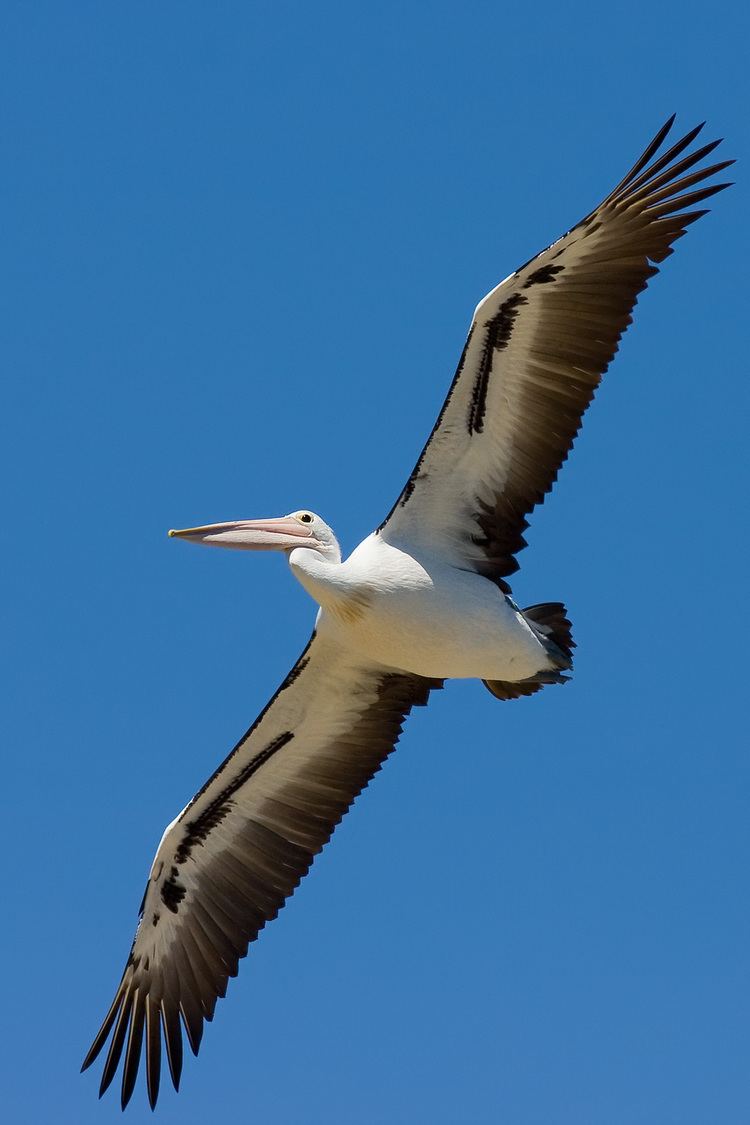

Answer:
[320,584,375,626]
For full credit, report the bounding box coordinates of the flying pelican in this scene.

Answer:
[83,117,732,1108]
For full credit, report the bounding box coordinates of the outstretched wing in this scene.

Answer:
[378,117,733,588]
[82,633,440,1109]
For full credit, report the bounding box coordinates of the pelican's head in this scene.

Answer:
[168,510,341,562]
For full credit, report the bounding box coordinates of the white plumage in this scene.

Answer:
[297,530,548,680]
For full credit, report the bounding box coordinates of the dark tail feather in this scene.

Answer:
[484,676,544,701]
[483,601,574,702]
[483,667,569,701]
[522,601,575,665]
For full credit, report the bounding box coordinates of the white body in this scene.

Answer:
[290,532,550,681]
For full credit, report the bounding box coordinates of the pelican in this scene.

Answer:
[83,117,732,1108]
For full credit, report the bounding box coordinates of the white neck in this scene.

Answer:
[288,545,349,611]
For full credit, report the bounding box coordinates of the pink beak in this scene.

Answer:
[168,516,318,551]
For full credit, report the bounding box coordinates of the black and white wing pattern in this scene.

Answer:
[82,633,440,1109]
[379,117,733,588]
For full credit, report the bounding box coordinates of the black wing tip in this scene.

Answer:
[656,112,676,139]
[99,1073,114,1100]
[654,116,727,166]
[82,983,161,1110]
[705,158,736,174]
[677,119,704,141]
[609,113,733,218]
[652,113,700,149]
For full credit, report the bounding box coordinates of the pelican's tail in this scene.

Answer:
[523,601,575,666]
[482,601,574,701]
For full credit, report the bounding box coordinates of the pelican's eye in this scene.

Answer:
[298,512,313,524]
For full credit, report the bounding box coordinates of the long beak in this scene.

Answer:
[168,516,318,551]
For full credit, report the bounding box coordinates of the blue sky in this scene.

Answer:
[3,2,748,1122]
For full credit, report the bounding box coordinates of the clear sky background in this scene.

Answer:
[2,2,748,1122]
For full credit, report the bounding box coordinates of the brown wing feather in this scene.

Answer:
[379,119,733,587]
[82,634,441,1108]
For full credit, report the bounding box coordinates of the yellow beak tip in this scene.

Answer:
[167,529,177,538]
